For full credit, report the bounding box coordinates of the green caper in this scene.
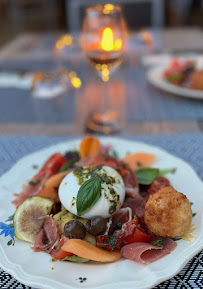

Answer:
[64,220,86,239]
[86,216,108,236]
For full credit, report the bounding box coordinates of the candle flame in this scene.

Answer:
[101,27,122,51]
[101,27,114,51]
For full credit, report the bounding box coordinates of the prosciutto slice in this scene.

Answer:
[83,153,139,197]
[12,182,45,207]
[108,207,132,235]
[122,195,146,219]
[121,238,177,264]
[12,153,67,207]
[32,216,59,253]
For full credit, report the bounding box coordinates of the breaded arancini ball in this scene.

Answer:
[144,187,192,238]
[190,70,203,90]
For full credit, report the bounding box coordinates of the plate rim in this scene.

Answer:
[0,136,203,289]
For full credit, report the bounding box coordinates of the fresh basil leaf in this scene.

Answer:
[76,178,101,216]
[136,167,177,185]
[158,167,176,176]
[136,168,159,185]
[59,160,75,172]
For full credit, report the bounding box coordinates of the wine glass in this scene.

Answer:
[81,4,128,134]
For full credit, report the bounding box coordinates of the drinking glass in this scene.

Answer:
[81,4,128,134]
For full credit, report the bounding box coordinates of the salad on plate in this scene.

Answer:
[163,58,203,91]
[10,135,194,266]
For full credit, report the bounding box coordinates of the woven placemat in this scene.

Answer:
[0,133,203,289]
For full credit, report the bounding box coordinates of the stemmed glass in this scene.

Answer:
[81,4,128,133]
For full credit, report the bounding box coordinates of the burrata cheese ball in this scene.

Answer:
[144,186,192,238]
[59,165,125,219]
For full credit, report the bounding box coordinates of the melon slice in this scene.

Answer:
[122,152,156,170]
[62,239,121,262]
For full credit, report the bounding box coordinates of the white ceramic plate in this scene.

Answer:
[0,137,203,289]
[147,66,203,99]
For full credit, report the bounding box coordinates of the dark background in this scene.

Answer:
[0,0,202,46]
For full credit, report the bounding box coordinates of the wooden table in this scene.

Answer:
[0,28,203,136]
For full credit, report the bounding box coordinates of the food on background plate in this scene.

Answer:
[163,58,203,91]
[190,70,203,90]
[12,135,193,265]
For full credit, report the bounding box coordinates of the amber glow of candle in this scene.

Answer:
[101,27,122,51]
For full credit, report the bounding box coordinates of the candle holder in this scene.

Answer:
[81,4,128,134]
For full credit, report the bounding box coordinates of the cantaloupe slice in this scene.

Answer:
[122,152,156,170]
[39,171,68,201]
[62,239,121,262]
[79,135,101,158]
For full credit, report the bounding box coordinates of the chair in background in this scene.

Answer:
[65,0,165,33]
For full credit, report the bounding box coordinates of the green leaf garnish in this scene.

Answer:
[59,160,75,172]
[62,255,89,263]
[152,239,164,247]
[110,150,119,159]
[76,177,101,216]
[109,235,118,250]
[29,178,41,185]
[136,168,159,185]
[158,167,176,176]
[135,167,176,185]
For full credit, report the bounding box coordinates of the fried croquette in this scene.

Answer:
[144,186,192,238]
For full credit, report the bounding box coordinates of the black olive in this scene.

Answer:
[86,216,108,236]
[64,220,86,239]
[64,151,80,162]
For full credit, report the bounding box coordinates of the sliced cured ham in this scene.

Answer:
[122,195,146,219]
[121,238,177,264]
[12,153,67,207]
[12,182,45,207]
[85,153,139,197]
[146,176,171,199]
[120,164,139,197]
[108,207,132,235]
[32,216,59,253]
